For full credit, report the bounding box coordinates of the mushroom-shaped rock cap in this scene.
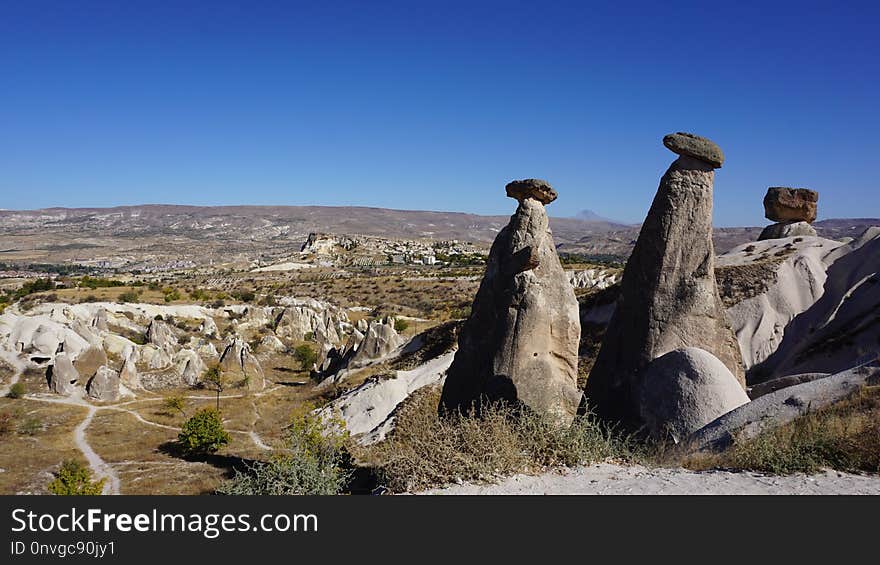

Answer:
[662,132,724,168]
[505,179,557,205]
[763,187,819,223]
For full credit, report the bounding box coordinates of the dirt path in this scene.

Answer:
[425,463,880,495]
[74,406,121,495]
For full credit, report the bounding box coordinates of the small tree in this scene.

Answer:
[293,344,317,371]
[203,365,224,411]
[177,407,230,456]
[48,460,105,495]
[393,318,409,333]
[162,394,187,417]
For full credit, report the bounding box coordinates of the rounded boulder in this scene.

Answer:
[639,347,749,442]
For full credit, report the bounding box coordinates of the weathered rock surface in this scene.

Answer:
[218,337,264,390]
[753,228,880,378]
[662,132,724,168]
[86,365,121,401]
[259,334,287,353]
[717,236,845,371]
[119,346,140,390]
[347,318,404,368]
[685,360,880,453]
[758,221,817,241]
[505,178,558,205]
[147,320,177,352]
[440,180,581,425]
[47,352,79,395]
[566,268,620,290]
[584,135,743,426]
[3,314,90,360]
[639,348,750,442]
[763,187,818,223]
[174,349,207,386]
[272,299,349,343]
[73,346,108,379]
[748,372,830,398]
[320,350,455,445]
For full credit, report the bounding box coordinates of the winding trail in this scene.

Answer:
[73,406,121,495]
[4,349,276,495]
[24,389,273,496]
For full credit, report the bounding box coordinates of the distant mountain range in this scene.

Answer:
[573,209,624,224]
[0,204,876,266]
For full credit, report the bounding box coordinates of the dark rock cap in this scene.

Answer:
[505,179,557,205]
[763,187,819,223]
[663,132,724,168]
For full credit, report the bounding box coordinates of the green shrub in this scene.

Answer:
[177,408,230,456]
[218,408,350,495]
[7,382,26,399]
[118,290,140,303]
[393,318,409,333]
[17,416,42,435]
[79,276,124,290]
[162,395,186,417]
[293,344,317,371]
[47,460,105,495]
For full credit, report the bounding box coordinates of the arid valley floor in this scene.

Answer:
[2,197,879,495]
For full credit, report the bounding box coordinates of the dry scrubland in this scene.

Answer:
[1,245,879,495]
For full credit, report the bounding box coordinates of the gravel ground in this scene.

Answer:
[424,463,880,495]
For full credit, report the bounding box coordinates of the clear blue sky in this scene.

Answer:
[1,0,877,226]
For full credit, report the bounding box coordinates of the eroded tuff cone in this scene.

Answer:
[583,135,744,427]
[219,337,265,390]
[47,352,79,395]
[662,132,724,168]
[86,366,121,402]
[758,220,817,241]
[505,178,558,205]
[440,180,581,426]
[763,187,818,223]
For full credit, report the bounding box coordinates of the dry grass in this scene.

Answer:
[0,399,88,494]
[684,385,880,475]
[359,386,637,493]
[86,408,264,494]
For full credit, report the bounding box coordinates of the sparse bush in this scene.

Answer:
[47,460,105,495]
[7,382,26,399]
[364,387,635,492]
[190,288,208,300]
[162,395,187,417]
[79,276,124,290]
[118,290,140,303]
[233,290,255,303]
[293,344,317,371]
[163,288,181,303]
[18,416,42,435]
[218,407,350,495]
[709,386,880,475]
[0,411,12,436]
[177,407,230,456]
[393,318,409,333]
